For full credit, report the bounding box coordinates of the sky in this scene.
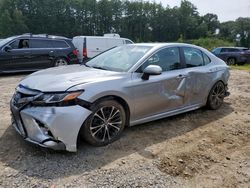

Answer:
[154,0,250,22]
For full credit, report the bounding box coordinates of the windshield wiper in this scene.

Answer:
[91,66,108,70]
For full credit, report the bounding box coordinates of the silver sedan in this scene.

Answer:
[10,43,230,152]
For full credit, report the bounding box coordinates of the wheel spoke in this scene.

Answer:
[108,106,115,120]
[110,121,122,124]
[100,107,106,120]
[94,113,105,122]
[106,126,111,140]
[109,109,119,120]
[102,127,107,141]
[90,124,103,130]
[92,126,103,136]
[108,123,121,131]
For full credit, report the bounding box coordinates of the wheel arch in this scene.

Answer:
[91,95,131,127]
[76,95,130,147]
[206,79,226,103]
[227,56,237,64]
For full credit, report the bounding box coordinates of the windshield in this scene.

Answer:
[86,45,152,72]
[0,37,15,47]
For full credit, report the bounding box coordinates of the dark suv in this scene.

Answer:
[211,47,250,65]
[0,34,79,73]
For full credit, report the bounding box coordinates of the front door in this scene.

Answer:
[0,47,13,72]
[7,38,33,71]
[131,47,187,120]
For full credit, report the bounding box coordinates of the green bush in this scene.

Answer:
[184,38,234,51]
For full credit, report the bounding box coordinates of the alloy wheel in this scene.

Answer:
[210,82,225,109]
[227,58,235,65]
[90,106,122,142]
[55,59,68,66]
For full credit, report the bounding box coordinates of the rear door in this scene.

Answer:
[181,47,212,105]
[29,39,55,69]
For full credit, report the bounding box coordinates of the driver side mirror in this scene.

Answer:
[142,65,162,80]
[4,45,12,52]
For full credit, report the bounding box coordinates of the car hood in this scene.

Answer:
[20,65,126,92]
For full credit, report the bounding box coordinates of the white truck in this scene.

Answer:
[72,34,133,62]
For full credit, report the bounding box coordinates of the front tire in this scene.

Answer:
[207,81,226,110]
[81,100,126,146]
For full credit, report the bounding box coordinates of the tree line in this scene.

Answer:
[0,0,249,47]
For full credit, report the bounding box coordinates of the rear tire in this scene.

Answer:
[207,81,226,110]
[54,58,68,66]
[227,58,236,65]
[81,100,126,146]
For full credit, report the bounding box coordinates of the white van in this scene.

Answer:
[72,34,133,62]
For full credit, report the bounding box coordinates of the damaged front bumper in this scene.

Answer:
[10,98,92,152]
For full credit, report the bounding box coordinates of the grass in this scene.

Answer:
[230,64,250,71]
[181,38,234,51]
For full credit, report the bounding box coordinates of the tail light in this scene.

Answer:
[73,49,78,56]
[83,48,87,58]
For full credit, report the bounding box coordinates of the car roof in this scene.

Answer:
[73,36,131,40]
[131,42,202,49]
[14,34,69,40]
[217,47,249,49]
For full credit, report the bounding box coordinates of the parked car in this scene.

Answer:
[0,34,79,73]
[211,47,250,65]
[10,43,230,152]
[72,34,133,62]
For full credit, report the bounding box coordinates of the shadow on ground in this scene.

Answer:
[0,102,234,180]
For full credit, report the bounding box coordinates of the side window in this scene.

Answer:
[203,53,211,65]
[183,47,203,67]
[221,48,228,53]
[125,40,133,44]
[30,39,53,48]
[139,47,181,72]
[212,48,221,55]
[228,48,239,52]
[52,40,68,48]
[9,39,29,49]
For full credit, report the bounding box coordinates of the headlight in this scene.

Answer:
[35,91,83,104]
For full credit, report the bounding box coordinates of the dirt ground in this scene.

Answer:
[0,70,249,188]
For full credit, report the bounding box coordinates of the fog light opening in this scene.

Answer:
[35,120,54,138]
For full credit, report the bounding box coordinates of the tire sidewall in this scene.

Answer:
[207,81,225,110]
[54,58,68,67]
[227,58,236,65]
[81,100,126,146]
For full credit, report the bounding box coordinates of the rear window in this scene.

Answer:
[183,47,203,67]
[125,40,133,44]
[30,39,53,48]
[212,48,221,55]
[52,40,69,48]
